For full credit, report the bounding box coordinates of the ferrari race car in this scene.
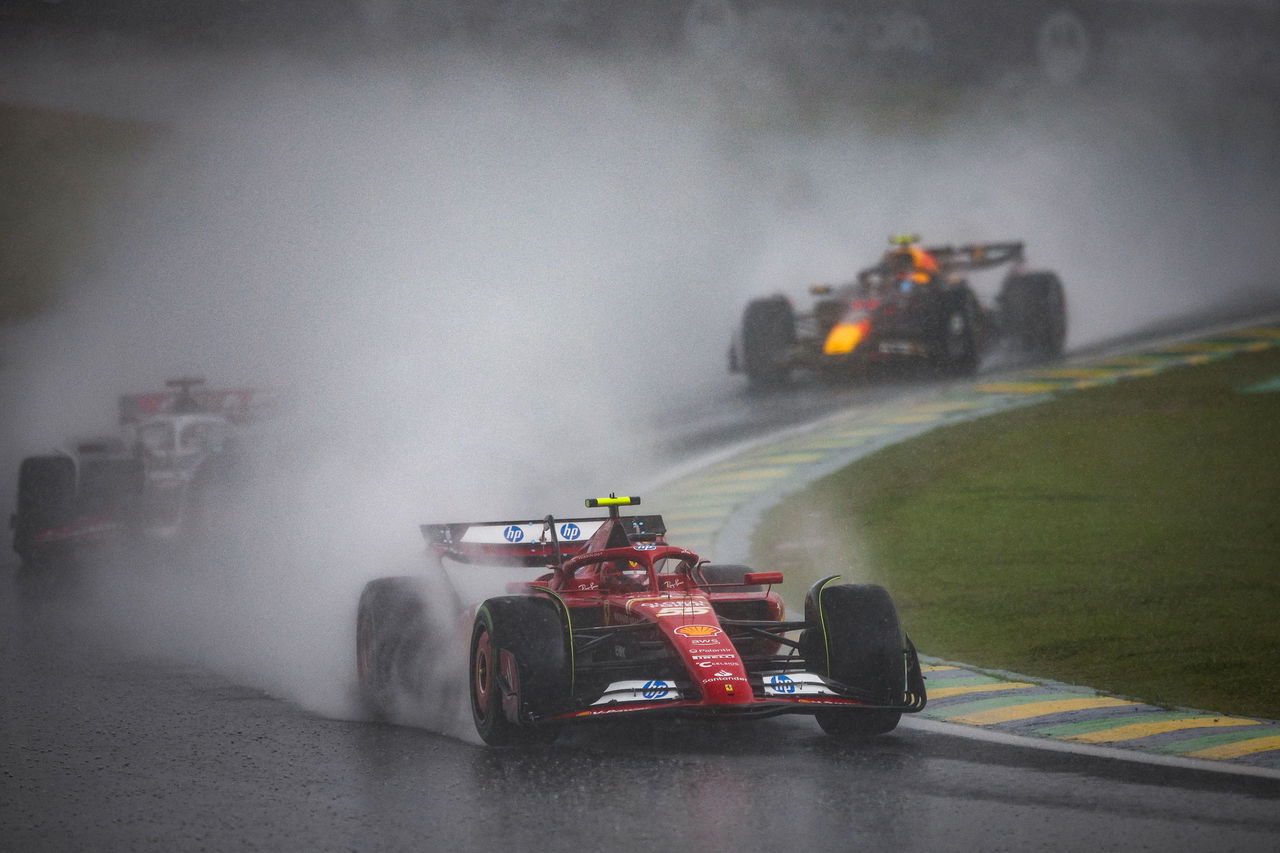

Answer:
[356,495,926,745]
[9,378,269,569]
[730,237,1067,387]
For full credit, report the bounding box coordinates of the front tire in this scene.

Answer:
[12,455,78,568]
[934,293,979,376]
[740,297,796,388]
[470,596,570,746]
[803,581,909,738]
[815,706,902,737]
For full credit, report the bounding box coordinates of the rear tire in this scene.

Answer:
[803,582,907,738]
[934,292,979,377]
[694,563,763,592]
[12,455,78,566]
[356,577,434,721]
[470,596,570,746]
[1000,272,1067,361]
[740,297,796,388]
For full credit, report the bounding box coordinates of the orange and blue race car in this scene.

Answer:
[730,236,1067,387]
[356,495,926,745]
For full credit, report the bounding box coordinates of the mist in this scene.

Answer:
[2,4,1277,734]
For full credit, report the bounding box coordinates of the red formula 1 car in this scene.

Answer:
[356,495,926,745]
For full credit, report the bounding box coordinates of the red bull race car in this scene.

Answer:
[356,495,926,745]
[730,237,1067,387]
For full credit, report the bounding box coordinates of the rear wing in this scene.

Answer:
[119,387,275,425]
[926,241,1025,274]
[858,241,1026,284]
[421,514,667,567]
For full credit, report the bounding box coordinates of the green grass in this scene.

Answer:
[0,103,157,321]
[752,346,1280,719]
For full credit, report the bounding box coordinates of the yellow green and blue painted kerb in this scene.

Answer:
[649,322,1280,768]
[919,663,1280,769]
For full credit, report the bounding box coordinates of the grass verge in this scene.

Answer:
[752,346,1280,719]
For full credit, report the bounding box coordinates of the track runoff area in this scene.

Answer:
[649,322,1280,773]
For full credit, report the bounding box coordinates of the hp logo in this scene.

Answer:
[503,525,524,543]
[769,674,796,694]
[642,680,670,700]
[560,523,581,540]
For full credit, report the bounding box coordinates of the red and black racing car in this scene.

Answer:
[356,495,926,745]
[730,237,1067,387]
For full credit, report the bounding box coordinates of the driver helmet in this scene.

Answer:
[885,244,937,284]
[604,560,647,592]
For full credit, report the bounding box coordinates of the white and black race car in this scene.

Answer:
[9,378,269,571]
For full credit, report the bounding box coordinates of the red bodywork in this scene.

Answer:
[533,542,776,717]
[423,509,920,724]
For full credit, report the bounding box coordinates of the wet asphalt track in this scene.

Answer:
[3,573,1279,852]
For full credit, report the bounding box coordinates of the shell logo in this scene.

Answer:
[674,625,721,638]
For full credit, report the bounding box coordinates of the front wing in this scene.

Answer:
[550,670,925,722]
[541,640,928,724]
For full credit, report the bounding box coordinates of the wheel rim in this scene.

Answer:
[946,312,968,359]
[473,627,494,723]
[356,614,374,681]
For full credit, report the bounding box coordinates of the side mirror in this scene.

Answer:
[744,571,783,586]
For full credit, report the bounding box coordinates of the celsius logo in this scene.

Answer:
[503,525,524,543]
[769,674,797,694]
[559,523,581,540]
[642,680,670,700]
